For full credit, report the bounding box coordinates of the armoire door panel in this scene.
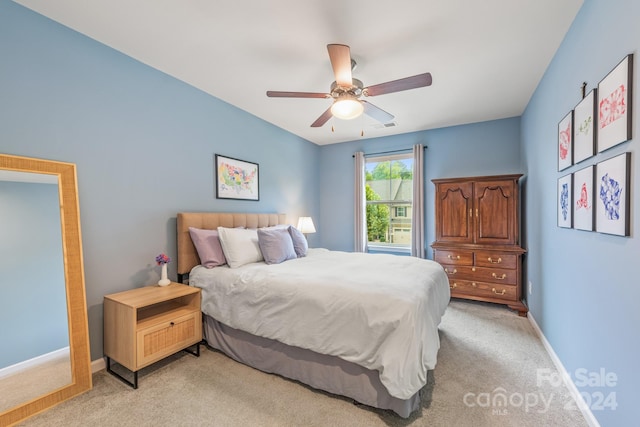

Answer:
[437,182,473,242]
[475,181,516,245]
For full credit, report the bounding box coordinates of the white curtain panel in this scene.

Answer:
[411,144,425,258]
[354,151,367,252]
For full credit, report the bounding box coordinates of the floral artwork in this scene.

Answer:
[558,111,573,171]
[573,89,596,164]
[599,173,622,220]
[215,154,259,200]
[595,153,630,236]
[557,174,572,228]
[573,166,593,231]
[599,85,626,129]
[597,54,633,152]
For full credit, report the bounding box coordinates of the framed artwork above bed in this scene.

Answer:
[215,154,259,201]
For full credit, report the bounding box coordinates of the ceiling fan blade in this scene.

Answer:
[362,101,394,123]
[266,91,329,99]
[310,106,333,127]
[364,72,432,97]
[327,44,353,87]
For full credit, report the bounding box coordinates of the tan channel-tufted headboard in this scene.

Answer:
[176,212,287,280]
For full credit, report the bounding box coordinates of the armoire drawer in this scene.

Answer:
[434,249,474,266]
[442,265,517,285]
[448,279,517,301]
[474,251,518,269]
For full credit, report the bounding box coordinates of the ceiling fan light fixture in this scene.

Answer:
[331,96,363,120]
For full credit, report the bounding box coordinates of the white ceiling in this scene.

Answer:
[15,0,583,146]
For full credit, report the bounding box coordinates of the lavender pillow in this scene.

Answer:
[188,227,226,268]
[257,227,297,265]
[288,225,308,257]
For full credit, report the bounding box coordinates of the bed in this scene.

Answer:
[176,212,450,417]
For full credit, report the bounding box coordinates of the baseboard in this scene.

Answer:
[91,357,106,374]
[527,312,600,427]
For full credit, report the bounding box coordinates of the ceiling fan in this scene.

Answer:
[266,44,432,128]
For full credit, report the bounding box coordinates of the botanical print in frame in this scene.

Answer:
[573,89,596,164]
[558,111,573,171]
[597,54,633,153]
[215,154,259,201]
[595,152,631,236]
[557,173,573,228]
[573,165,594,231]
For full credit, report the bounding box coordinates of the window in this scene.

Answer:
[365,154,413,251]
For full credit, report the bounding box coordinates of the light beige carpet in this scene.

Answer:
[18,300,589,427]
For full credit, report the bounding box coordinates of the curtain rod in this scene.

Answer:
[351,146,428,158]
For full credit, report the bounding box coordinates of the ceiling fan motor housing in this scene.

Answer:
[330,78,363,99]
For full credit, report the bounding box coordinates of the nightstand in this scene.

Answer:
[103,282,202,388]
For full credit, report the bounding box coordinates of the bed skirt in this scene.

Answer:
[203,315,420,418]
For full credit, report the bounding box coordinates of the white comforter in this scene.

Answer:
[189,248,450,399]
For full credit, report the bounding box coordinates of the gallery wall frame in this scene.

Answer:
[215,154,260,201]
[558,173,573,228]
[573,89,597,164]
[597,54,633,153]
[573,165,594,231]
[595,152,631,236]
[558,111,573,171]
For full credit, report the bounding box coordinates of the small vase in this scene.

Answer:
[158,263,171,286]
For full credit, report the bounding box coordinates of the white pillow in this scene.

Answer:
[217,227,264,268]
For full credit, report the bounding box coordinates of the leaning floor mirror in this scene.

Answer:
[0,154,91,426]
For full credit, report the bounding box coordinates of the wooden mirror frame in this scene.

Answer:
[0,154,92,426]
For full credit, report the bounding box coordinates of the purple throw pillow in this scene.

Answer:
[257,227,297,265]
[188,227,226,268]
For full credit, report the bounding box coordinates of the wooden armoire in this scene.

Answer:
[431,174,528,316]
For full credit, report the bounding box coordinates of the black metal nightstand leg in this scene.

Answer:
[106,357,138,389]
[183,341,201,357]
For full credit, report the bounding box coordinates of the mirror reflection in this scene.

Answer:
[0,172,71,413]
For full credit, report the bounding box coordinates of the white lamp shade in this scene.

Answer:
[297,217,316,234]
[330,98,364,120]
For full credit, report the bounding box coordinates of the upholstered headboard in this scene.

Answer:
[176,212,287,280]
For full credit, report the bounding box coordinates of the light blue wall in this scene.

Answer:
[0,181,67,368]
[318,117,522,256]
[521,0,639,425]
[0,1,320,360]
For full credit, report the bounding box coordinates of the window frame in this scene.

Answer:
[364,153,413,253]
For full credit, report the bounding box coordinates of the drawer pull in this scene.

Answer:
[492,288,506,295]
[170,322,175,326]
[445,268,457,275]
[487,257,502,264]
[471,282,477,288]
[450,283,457,290]
[448,254,461,260]
[492,273,507,280]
